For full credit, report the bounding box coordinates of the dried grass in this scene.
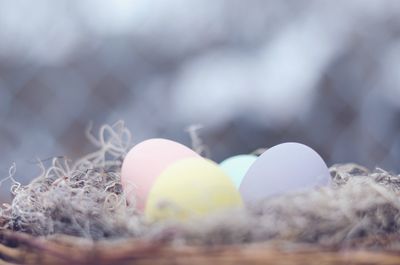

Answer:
[0,121,400,251]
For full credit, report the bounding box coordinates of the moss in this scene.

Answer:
[1,121,400,250]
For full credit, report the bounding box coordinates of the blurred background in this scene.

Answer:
[1,0,400,199]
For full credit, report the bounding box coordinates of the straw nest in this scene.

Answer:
[0,121,400,265]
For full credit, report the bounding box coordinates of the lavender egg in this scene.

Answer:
[239,142,330,203]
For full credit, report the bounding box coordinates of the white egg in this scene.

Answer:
[239,142,330,203]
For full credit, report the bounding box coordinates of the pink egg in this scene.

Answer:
[121,138,200,211]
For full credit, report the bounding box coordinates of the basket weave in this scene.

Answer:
[1,230,400,265]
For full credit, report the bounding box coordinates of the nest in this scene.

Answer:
[1,121,400,264]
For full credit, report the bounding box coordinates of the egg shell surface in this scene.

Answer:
[239,142,330,203]
[220,154,257,188]
[145,157,243,221]
[121,138,200,210]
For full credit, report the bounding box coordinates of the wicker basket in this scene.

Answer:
[1,230,400,265]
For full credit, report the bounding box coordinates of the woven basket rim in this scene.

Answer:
[1,230,400,265]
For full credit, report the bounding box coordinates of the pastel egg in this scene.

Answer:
[121,138,200,210]
[219,154,257,188]
[145,157,243,221]
[239,142,330,203]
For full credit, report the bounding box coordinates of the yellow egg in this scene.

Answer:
[145,157,243,221]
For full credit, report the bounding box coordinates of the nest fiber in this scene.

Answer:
[1,121,400,251]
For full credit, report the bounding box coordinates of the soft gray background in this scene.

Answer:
[1,0,400,200]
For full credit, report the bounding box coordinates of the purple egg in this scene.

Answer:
[239,142,330,203]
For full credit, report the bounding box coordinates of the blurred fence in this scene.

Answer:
[1,0,400,199]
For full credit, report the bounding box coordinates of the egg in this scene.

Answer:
[145,157,243,221]
[219,154,257,188]
[121,138,200,210]
[239,142,330,203]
